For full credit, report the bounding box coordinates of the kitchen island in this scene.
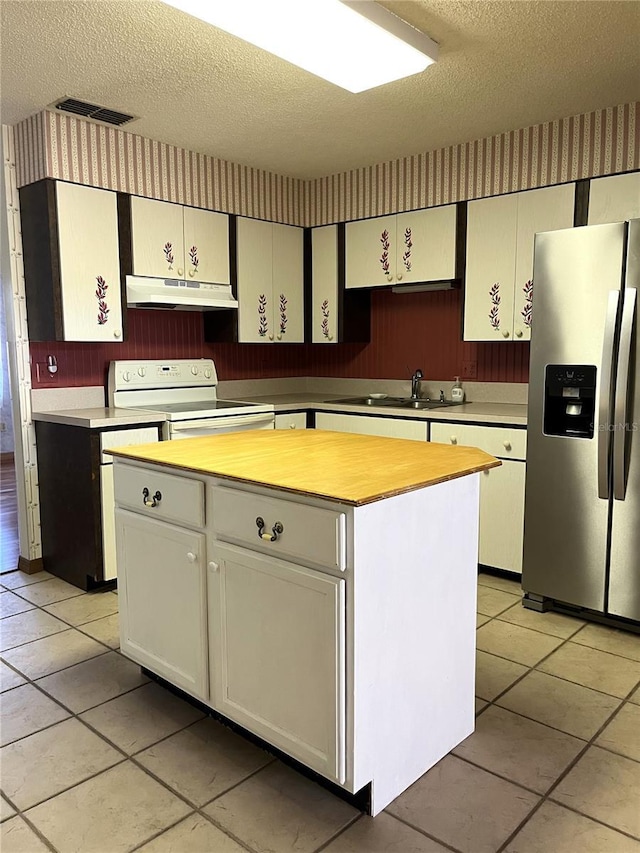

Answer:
[108,430,499,815]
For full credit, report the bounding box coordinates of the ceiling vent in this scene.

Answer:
[52,98,136,127]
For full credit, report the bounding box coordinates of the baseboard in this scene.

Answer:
[18,555,44,575]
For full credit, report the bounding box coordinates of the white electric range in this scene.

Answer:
[108,359,275,440]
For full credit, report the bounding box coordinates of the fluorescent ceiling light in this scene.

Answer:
[162,0,438,93]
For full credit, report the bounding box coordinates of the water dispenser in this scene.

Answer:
[543,365,597,439]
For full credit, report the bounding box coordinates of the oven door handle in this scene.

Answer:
[169,414,275,433]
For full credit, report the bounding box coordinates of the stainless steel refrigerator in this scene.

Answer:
[523,218,639,624]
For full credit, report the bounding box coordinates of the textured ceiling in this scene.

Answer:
[1,1,638,178]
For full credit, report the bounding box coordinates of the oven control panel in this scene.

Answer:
[108,359,217,394]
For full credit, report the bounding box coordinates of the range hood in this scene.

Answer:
[126,276,238,311]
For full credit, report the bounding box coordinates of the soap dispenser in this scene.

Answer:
[451,377,465,403]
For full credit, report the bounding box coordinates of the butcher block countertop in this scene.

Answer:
[108,429,500,506]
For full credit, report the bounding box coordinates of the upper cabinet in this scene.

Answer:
[464,184,575,342]
[587,172,640,225]
[345,205,458,289]
[311,225,370,344]
[19,179,124,342]
[237,217,304,343]
[129,196,230,284]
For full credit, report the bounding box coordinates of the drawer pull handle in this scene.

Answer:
[142,487,162,508]
[256,516,284,542]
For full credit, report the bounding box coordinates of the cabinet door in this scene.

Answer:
[312,225,338,342]
[130,196,185,278]
[209,543,346,782]
[345,215,396,288]
[587,173,640,225]
[513,184,575,341]
[464,194,518,341]
[396,205,457,284]
[183,207,230,285]
[275,412,307,430]
[273,223,304,342]
[237,217,274,342]
[316,412,428,440]
[478,461,525,574]
[116,509,208,699]
[55,182,123,342]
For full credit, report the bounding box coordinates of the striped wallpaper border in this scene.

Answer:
[12,101,639,228]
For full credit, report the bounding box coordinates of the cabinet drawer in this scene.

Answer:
[100,427,159,463]
[430,422,527,460]
[274,412,307,430]
[114,463,205,528]
[211,486,346,572]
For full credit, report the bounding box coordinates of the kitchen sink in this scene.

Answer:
[328,396,462,410]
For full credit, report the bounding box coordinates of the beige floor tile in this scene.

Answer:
[477,586,521,617]
[137,814,247,852]
[496,670,622,740]
[0,591,35,618]
[36,650,148,713]
[0,683,70,746]
[478,573,522,595]
[78,613,119,648]
[0,816,51,852]
[504,801,640,853]
[0,609,68,652]
[386,754,539,853]
[595,703,640,762]
[454,706,585,793]
[0,717,123,810]
[552,746,640,838]
[475,698,488,714]
[0,660,26,692]
[324,812,448,852]
[13,577,85,607]
[204,761,358,853]
[475,650,527,701]
[1,795,16,822]
[538,642,640,699]
[0,571,53,590]
[476,620,563,666]
[80,682,204,754]
[43,591,118,626]
[25,761,191,853]
[2,629,108,680]
[572,623,640,662]
[497,604,585,639]
[629,684,640,705]
[137,716,272,806]
[477,613,491,628]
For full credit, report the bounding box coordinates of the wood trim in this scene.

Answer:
[18,555,44,575]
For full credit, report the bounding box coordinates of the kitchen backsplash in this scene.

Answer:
[29,289,528,388]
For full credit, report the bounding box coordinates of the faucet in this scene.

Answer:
[410,369,423,400]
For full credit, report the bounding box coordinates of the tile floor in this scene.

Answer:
[1,570,639,853]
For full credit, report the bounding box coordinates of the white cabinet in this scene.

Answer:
[464,184,575,341]
[130,196,230,284]
[346,205,457,289]
[237,217,304,343]
[20,180,123,342]
[275,412,307,430]
[316,412,428,441]
[430,422,526,573]
[115,509,208,699]
[587,172,640,225]
[209,543,346,781]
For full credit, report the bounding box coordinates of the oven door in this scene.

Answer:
[169,413,275,439]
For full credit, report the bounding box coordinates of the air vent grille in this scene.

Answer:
[53,98,136,127]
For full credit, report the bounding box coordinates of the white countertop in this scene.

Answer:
[32,408,166,429]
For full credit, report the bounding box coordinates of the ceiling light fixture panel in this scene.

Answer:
[162,0,438,93]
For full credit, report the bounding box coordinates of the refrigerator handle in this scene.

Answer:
[598,290,620,499]
[613,287,637,500]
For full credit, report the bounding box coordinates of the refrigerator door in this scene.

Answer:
[523,223,626,611]
[609,220,640,620]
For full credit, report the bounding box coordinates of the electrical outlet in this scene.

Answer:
[461,360,477,380]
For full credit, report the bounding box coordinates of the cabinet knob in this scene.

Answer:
[386,274,393,282]
[208,561,219,573]
[289,423,296,429]
[113,329,122,338]
[177,268,183,277]
[188,269,195,278]
[186,552,197,563]
[276,334,282,341]
[450,436,457,445]
[502,330,510,338]
[397,273,403,281]
[328,335,334,342]
[503,440,512,451]
[515,329,523,338]
[268,334,274,341]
